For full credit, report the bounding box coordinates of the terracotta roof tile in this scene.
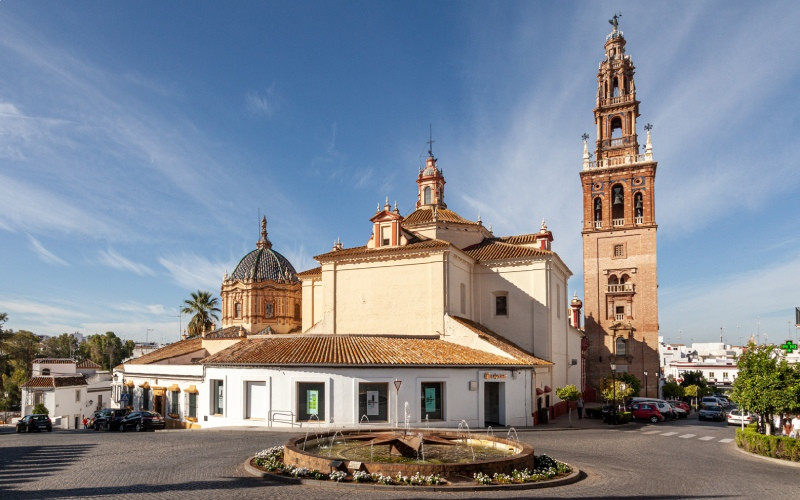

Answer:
[315,239,451,261]
[77,359,102,369]
[201,335,542,367]
[462,238,550,262]
[296,266,322,278]
[402,208,480,226]
[203,326,247,339]
[498,234,538,245]
[449,316,551,365]
[32,358,75,364]
[127,338,205,365]
[23,376,88,388]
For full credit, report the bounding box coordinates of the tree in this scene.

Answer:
[41,333,79,359]
[182,290,221,337]
[556,384,581,426]
[731,344,800,434]
[662,380,684,399]
[680,371,709,396]
[0,312,11,395]
[599,376,636,404]
[78,331,135,370]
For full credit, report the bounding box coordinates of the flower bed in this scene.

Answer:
[251,446,572,486]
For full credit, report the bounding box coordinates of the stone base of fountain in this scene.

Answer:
[284,429,535,480]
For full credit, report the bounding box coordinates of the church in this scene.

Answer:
[111,18,662,429]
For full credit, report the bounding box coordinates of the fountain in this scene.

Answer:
[282,426,535,480]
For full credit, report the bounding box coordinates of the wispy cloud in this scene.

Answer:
[245,84,278,116]
[159,253,229,292]
[98,248,155,276]
[27,234,68,266]
[1,298,89,320]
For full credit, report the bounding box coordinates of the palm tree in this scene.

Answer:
[181,291,221,337]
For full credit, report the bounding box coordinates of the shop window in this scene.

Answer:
[297,382,325,421]
[358,382,388,422]
[212,379,224,415]
[420,382,444,420]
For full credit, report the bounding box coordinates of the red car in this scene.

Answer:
[631,402,665,423]
[670,401,691,413]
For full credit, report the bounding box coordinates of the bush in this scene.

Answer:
[33,403,48,415]
[735,424,800,462]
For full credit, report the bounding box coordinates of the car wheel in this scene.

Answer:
[94,423,99,431]
[26,425,32,433]
[650,415,659,423]
[15,426,21,433]
[136,422,143,432]
[47,427,52,432]
[120,424,126,432]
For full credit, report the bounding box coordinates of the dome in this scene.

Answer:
[230,247,298,282]
[229,216,298,283]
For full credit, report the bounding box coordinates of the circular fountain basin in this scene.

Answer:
[284,429,535,479]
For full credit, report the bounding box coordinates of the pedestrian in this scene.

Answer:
[791,414,800,439]
[82,415,87,430]
[783,414,792,436]
[577,397,584,419]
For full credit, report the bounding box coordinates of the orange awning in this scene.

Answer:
[185,385,199,394]
[168,384,180,392]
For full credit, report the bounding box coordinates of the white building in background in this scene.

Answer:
[114,149,584,429]
[20,358,111,429]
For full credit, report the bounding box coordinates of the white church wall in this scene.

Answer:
[446,251,474,319]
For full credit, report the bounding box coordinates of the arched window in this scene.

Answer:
[610,116,623,139]
[615,337,627,356]
[612,77,620,97]
[634,192,643,220]
[594,197,602,222]
[608,275,619,286]
[611,184,625,222]
[235,303,242,319]
[423,186,432,205]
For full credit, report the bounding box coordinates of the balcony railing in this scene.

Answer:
[607,283,635,293]
[582,152,653,171]
[612,218,625,227]
[598,94,634,106]
[594,221,602,229]
[634,216,643,225]
[615,313,625,321]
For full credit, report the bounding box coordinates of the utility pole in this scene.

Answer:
[146,328,154,345]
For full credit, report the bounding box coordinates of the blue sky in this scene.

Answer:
[1,1,798,346]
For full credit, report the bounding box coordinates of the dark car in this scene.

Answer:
[16,414,53,433]
[93,408,130,431]
[87,411,102,428]
[119,411,165,432]
[698,404,725,422]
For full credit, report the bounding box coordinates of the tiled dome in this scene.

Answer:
[229,216,298,283]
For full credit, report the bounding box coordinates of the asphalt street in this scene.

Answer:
[1,414,798,499]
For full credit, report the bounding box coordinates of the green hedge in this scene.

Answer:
[735,424,800,462]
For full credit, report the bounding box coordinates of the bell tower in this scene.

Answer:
[580,15,659,400]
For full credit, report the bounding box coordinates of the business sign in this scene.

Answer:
[307,390,318,415]
[484,372,507,380]
[366,390,379,416]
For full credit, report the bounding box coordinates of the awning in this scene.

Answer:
[168,384,180,392]
[124,380,135,388]
[185,385,199,394]
[139,381,151,389]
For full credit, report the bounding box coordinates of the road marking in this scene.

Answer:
[661,432,677,436]
[679,434,696,439]
[699,436,715,441]
[643,430,661,435]
[719,438,733,443]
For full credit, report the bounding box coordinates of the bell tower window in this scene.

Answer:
[610,116,623,140]
[423,186,432,205]
[611,184,624,224]
[594,197,602,228]
[634,192,643,223]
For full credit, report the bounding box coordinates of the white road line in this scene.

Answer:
[679,434,696,439]
[719,438,734,443]
[699,436,715,441]
[643,430,662,435]
[661,432,677,436]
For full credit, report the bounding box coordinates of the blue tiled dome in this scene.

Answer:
[230,247,298,282]
[229,216,298,283]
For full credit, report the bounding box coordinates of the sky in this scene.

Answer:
[1,1,798,346]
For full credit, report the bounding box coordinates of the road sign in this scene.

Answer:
[120,393,129,403]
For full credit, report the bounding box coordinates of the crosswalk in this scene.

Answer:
[629,426,734,445]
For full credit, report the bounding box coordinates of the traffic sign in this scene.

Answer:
[120,393,129,403]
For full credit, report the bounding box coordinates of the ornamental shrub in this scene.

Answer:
[735,424,800,462]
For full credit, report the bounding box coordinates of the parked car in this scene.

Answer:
[669,403,688,419]
[119,411,165,432]
[670,401,691,413]
[701,396,727,409]
[87,411,102,428]
[698,404,725,422]
[727,409,756,426]
[93,408,130,431]
[631,399,676,420]
[16,414,53,433]
[631,402,665,423]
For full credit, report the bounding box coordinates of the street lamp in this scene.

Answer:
[610,363,618,424]
[644,369,649,398]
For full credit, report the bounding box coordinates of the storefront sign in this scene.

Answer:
[484,372,507,380]
[425,387,436,413]
[366,390,379,416]
[307,390,318,415]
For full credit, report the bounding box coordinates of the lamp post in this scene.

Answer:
[610,362,617,425]
[644,369,649,398]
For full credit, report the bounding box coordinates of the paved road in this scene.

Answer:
[1,415,798,499]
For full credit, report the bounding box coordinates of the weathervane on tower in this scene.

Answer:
[609,12,622,31]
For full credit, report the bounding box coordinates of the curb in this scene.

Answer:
[733,443,800,468]
[243,459,583,492]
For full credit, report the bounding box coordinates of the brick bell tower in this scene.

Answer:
[580,15,659,400]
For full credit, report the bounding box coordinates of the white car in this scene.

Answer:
[727,409,756,426]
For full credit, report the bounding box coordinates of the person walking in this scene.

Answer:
[82,415,87,430]
[791,414,800,438]
[577,397,584,419]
